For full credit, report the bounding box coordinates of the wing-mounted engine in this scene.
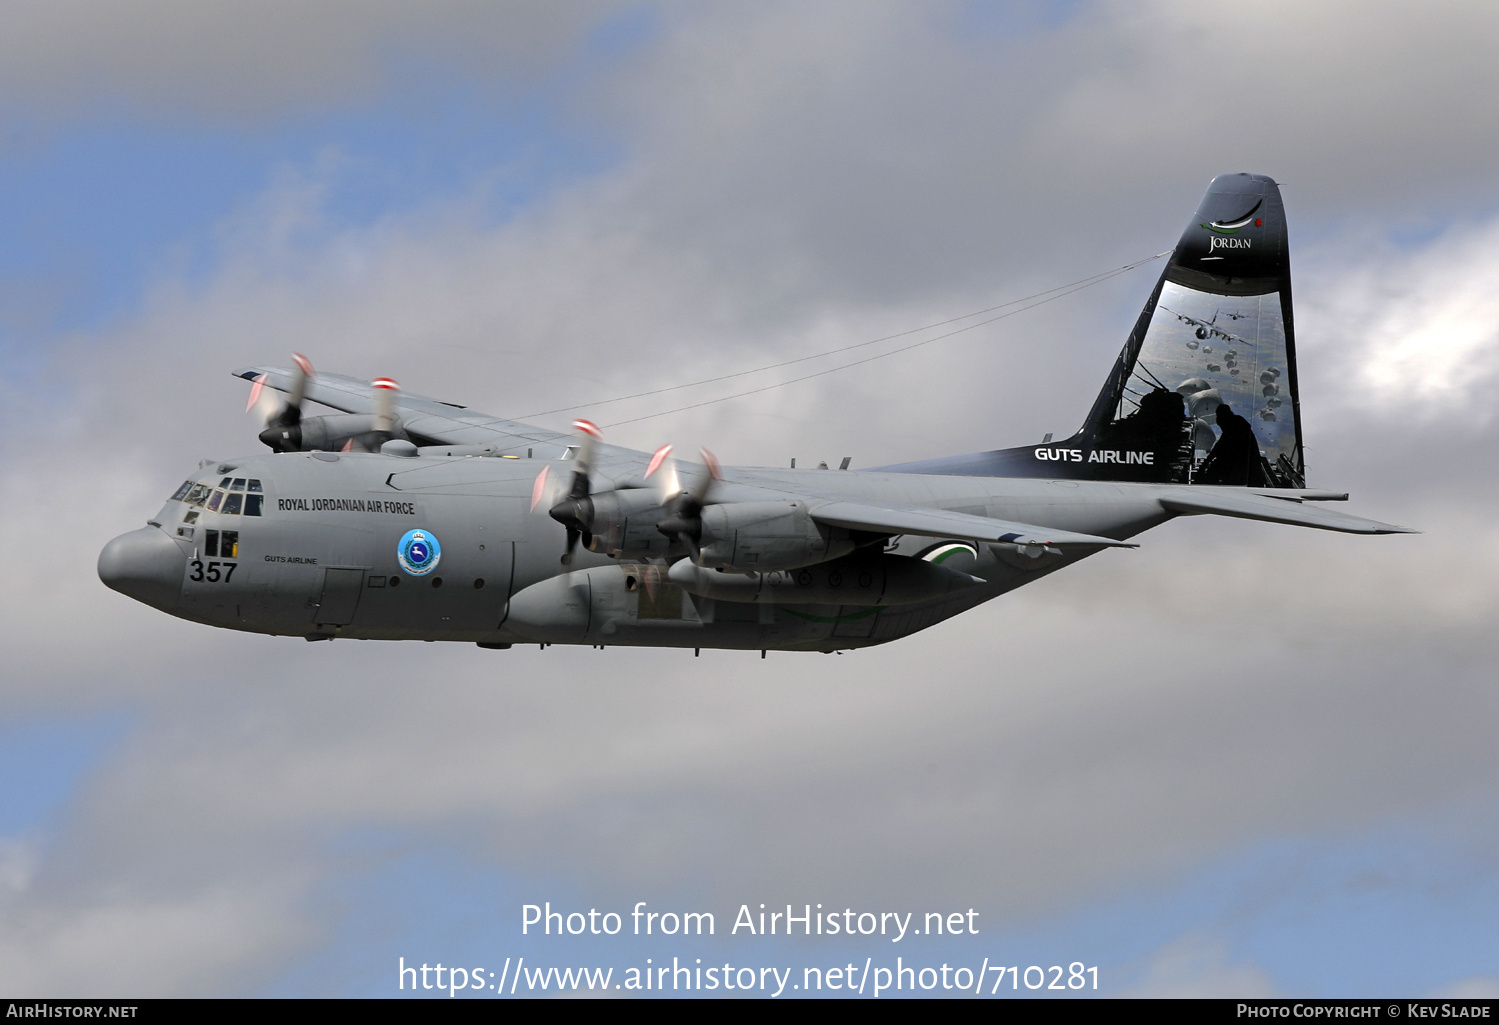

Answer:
[532,424,691,562]
[582,488,675,558]
[533,419,638,564]
[533,431,861,571]
[693,500,855,572]
[249,358,411,453]
[268,411,410,453]
[568,489,858,571]
[646,445,857,571]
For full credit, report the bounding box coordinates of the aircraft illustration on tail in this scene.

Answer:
[100,173,1413,653]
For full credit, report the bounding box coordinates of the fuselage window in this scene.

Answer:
[185,484,211,506]
[244,495,263,516]
[247,479,263,493]
[219,477,232,489]
[171,481,193,502]
[204,529,219,558]
[231,478,246,491]
[182,509,199,524]
[206,491,224,512]
[223,493,243,515]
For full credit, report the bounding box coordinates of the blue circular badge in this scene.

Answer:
[397,529,442,576]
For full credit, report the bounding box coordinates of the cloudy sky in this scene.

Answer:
[3,0,1498,998]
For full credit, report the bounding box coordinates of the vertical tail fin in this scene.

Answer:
[1075,172,1304,486]
[888,173,1306,487]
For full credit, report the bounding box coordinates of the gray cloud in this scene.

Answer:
[0,1,618,122]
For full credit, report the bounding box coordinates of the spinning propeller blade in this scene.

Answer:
[245,374,266,413]
[654,447,721,557]
[372,377,399,437]
[346,376,401,452]
[547,420,605,565]
[530,465,553,513]
[254,353,316,452]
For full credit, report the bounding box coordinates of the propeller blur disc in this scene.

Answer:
[645,444,673,479]
[245,374,267,413]
[530,466,551,513]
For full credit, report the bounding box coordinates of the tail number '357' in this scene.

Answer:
[190,560,236,583]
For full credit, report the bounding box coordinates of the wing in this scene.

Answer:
[808,500,1137,549]
[234,366,572,451]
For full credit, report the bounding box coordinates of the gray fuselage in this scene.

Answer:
[100,448,1174,651]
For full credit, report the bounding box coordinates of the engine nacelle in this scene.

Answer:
[695,500,854,572]
[582,489,674,557]
[260,414,409,453]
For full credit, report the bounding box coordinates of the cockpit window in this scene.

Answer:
[179,478,263,513]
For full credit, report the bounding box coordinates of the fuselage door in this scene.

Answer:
[316,566,366,628]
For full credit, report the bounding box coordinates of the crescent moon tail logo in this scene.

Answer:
[1203,197,1265,234]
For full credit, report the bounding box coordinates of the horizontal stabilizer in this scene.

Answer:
[810,501,1137,548]
[1159,489,1416,534]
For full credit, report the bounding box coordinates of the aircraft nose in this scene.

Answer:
[98,527,183,610]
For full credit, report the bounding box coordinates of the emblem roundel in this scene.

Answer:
[397,529,442,576]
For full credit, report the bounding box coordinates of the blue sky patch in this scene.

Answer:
[0,711,133,835]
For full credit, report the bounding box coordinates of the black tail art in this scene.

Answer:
[889,173,1306,487]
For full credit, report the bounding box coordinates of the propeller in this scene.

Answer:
[252,353,315,452]
[345,376,400,453]
[372,377,398,438]
[530,464,558,513]
[543,419,604,565]
[650,446,721,559]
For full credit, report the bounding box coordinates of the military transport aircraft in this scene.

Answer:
[99,173,1412,653]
